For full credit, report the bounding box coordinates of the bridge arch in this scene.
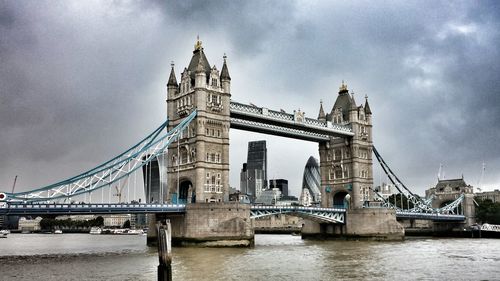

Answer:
[179,179,194,204]
[333,191,349,208]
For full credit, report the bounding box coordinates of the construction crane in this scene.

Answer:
[11,175,17,193]
[477,162,486,193]
[113,179,128,203]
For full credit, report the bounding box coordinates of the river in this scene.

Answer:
[0,234,499,280]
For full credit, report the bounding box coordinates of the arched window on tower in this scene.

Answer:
[335,168,343,179]
[180,147,188,164]
[211,175,216,192]
[334,149,342,160]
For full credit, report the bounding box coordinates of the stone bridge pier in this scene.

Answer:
[302,208,404,240]
[147,203,254,247]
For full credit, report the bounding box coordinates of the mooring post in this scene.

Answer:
[157,220,172,281]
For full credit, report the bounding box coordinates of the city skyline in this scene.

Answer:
[1,1,500,197]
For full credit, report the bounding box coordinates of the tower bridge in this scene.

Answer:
[0,39,474,245]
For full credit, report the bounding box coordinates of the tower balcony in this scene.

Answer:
[177,104,194,117]
[207,102,223,112]
[204,184,223,193]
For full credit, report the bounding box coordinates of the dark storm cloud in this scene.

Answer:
[0,1,175,188]
[1,0,499,195]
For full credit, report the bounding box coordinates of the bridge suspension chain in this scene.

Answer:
[2,110,198,202]
[372,146,464,214]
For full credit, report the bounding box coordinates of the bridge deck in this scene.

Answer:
[0,203,186,215]
[395,211,465,222]
[229,101,353,141]
[0,202,466,222]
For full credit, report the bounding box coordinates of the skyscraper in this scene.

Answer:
[270,179,288,197]
[240,140,267,202]
[300,156,321,205]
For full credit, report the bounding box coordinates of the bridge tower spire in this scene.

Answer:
[165,38,231,204]
[319,81,373,209]
[318,100,326,121]
[220,54,231,94]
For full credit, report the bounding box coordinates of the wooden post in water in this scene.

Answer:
[157,220,172,281]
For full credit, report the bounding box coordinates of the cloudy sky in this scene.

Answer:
[1,0,500,198]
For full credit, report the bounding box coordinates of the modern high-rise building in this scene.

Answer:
[300,156,321,204]
[240,140,267,202]
[270,179,288,197]
[240,163,248,195]
[142,156,161,203]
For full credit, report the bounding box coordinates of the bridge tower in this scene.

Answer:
[165,38,231,204]
[318,82,373,209]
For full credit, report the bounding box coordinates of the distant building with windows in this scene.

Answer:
[300,188,313,206]
[229,191,251,203]
[240,140,267,202]
[373,183,396,201]
[255,188,282,205]
[56,215,96,221]
[475,189,500,203]
[270,179,288,197]
[276,195,299,206]
[18,217,43,232]
[103,214,131,228]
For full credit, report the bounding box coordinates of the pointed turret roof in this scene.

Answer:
[364,95,372,115]
[195,55,206,73]
[332,81,353,121]
[220,54,231,81]
[187,37,211,79]
[318,100,325,119]
[167,63,177,87]
[349,92,357,111]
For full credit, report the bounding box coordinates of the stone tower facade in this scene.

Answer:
[165,39,231,204]
[318,82,373,209]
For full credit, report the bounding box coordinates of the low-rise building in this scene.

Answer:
[56,215,96,221]
[18,217,43,232]
[255,188,282,205]
[300,188,313,206]
[229,191,251,203]
[374,182,396,201]
[132,214,147,229]
[475,189,500,203]
[103,214,131,228]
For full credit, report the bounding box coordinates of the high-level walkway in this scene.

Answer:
[229,101,354,142]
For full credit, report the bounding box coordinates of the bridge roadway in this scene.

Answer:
[0,202,465,222]
[0,202,186,215]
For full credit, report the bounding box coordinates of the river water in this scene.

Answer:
[0,234,499,281]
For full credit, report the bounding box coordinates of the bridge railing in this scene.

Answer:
[250,205,346,212]
[0,202,187,215]
[229,101,353,135]
[396,211,465,221]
